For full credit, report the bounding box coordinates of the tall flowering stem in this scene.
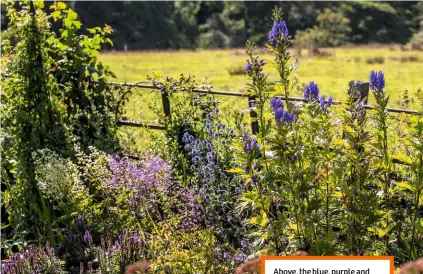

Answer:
[245,41,269,170]
[370,70,392,252]
[338,82,381,254]
[267,6,295,112]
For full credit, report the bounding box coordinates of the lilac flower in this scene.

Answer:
[320,95,326,110]
[234,253,247,264]
[107,155,172,195]
[33,264,40,274]
[270,97,284,112]
[241,238,249,249]
[268,21,289,46]
[246,61,253,76]
[328,96,333,107]
[370,70,385,92]
[304,81,319,101]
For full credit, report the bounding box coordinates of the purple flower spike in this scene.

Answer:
[320,95,326,110]
[369,70,385,92]
[275,108,284,124]
[246,61,253,76]
[304,81,319,101]
[283,111,294,124]
[269,21,289,46]
[270,97,284,112]
[328,96,333,107]
[83,230,92,247]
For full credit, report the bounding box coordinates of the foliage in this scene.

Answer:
[233,6,422,263]
[295,9,351,54]
[1,0,129,253]
[409,21,423,50]
[2,4,423,274]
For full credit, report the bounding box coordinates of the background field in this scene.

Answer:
[99,45,423,152]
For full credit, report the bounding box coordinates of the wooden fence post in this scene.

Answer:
[161,91,171,118]
[348,80,369,105]
[248,95,259,134]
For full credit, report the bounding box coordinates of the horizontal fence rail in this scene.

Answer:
[115,81,420,130]
[113,80,421,167]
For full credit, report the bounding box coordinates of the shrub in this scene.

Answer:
[409,21,423,50]
[1,0,130,246]
[366,56,385,64]
[295,9,351,55]
[227,65,247,76]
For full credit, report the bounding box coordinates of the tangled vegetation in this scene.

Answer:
[1,2,422,274]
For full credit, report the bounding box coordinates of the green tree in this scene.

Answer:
[295,9,351,54]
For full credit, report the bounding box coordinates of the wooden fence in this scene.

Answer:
[113,80,420,134]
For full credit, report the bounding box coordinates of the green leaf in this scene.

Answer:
[33,1,45,9]
[51,10,61,21]
[396,182,415,192]
[392,152,412,165]
[67,9,78,21]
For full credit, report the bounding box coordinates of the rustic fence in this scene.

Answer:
[113,80,420,134]
[113,80,421,167]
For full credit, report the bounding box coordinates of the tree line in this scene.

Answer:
[1,1,423,50]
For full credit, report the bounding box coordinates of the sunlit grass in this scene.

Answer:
[100,45,423,151]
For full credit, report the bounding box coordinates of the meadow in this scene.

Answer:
[100,44,423,110]
[100,45,423,152]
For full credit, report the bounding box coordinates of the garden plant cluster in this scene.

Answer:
[1,2,423,274]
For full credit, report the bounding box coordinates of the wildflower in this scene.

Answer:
[268,21,289,46]
[229,128,235,137]
[234,253,248,264]
[304,81,319,101]
[369,70,385,92]
[242,132,250,143]
[283,111,294,124]
[246,61,253,76]
[241,238,249,249]
[328,96,333,107]
[275,107,284,124]
[270,97,284,112]
[320,95,326,110]
[250,138,260,152]
[33,264,40,274]
[83,230,92,247]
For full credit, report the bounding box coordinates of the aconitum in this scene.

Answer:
[243,133,260,154]
[283,111,294,124]
[304,81,320,101]
[269,21,289,46]
[275,107,284,124]
[270,97,284,112]
[320,95,326,110]
[246,61,253,75]
[369,70,385,92]
[328,96,333,107]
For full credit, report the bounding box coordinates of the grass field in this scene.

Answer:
[99,45,423,151]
